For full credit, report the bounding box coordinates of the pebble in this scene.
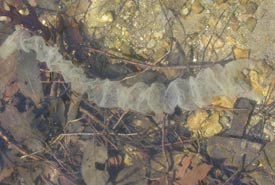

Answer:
[246,2,258,14]
[18,8,30,15]
[28,0,37,7]
[246,17,257,32]
[214,37,225,49]
[216,0,227,5]
[0,16,10,22]
[192,0,205,14]
[239,0,249,5]
[230,15,240,31]
[3,2,10,11]
[147,39,156,48]
[233,47,250,59]
[181,7,190,16]
[100,11,114,23]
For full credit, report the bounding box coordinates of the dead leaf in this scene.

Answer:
[200,112,222,137]
[59,175,77,185]
[176,156,192,180]
[161,68,182,80]
[0,105,44,152]
[178,163,212,185]
[225,98,255,137]
[0,48,43,104]
[16,52,43,106]
[0,54,17,99]
[17,167,35,185]
[187,110,208,131]
[207,136,261,169]
[67,94,82,121]
[187,110,222,137]
[49,98,66,127]
[174,156,212,185]
[4,82,19,98]
[211,96,236,108]
[0,153,14,181]
[41,163,63,184]
[81,141,109,185]
[115,165,147,185]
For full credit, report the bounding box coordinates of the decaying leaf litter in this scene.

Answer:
[0,0,275,184]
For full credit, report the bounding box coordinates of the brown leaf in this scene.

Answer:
[0,54,17,98]
[17,167,35,185]
[176,156,212,185]
[176,156,192,179]
[177,163,212,185]
[0,105,44,152]
[81,141,109,185]
[161,68,182,80]
[0,153,14,181]
[115,165,147,185]
[4,82,19,98]
[67,94,82,121]
[59,175,77,185]
[16,52,43,106]
[0,105,33,143]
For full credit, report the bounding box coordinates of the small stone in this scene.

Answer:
[100,11,114,23]
[181,7,190,16]
[225,36,235,46]
[231,22,240,31]
[201,35,224,49]
[3,2,10,11]
[233,47,250,59]
[0,16,10,22]
[246,17,257,32]
[153,32,164,39]
[214,38,225,49]
[18,8,30,15]
[239,0,249,5]
[246,2,258,14]
[201,35,211,47]
[192,0,204,14]
[216,0,227,5]
[230,15,240,31]
[208,16,218,28]
[147,39,156,49]
[28,0,37,7]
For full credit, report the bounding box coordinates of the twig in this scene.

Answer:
[87,46,229,70]
[202,10,225,62]
[79,107,104,127]
[0,129,40,160]
[60,132,138,137]
[112,111,128,129]
[161,115,170,172]
[259,83,275,114]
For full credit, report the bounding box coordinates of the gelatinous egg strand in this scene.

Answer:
[0,29,273,114]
